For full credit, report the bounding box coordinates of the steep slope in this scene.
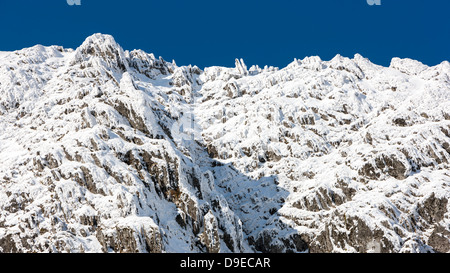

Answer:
[0,34,449,253]
[195,54,450,253]
[0,34,247,253]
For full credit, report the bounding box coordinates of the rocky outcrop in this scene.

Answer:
[1,34,449,253]
[428,225,450,253]
[417,194,448,224]
[359,154,408,180]
[96,221,163,253]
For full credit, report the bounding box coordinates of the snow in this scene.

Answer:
[0,34,449,253]
[0,51,9,60]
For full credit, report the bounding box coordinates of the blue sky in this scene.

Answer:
[0,0,448,69]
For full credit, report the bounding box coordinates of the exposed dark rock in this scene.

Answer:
[45,153,59,169]
[265,150,282,162]
[255,228,307,253]
[375,154,407,180]
[224,82,240,98]
[358,162,380,180]
[299,115,315,125]
[254,229,285,253]
[417,193,448,224]
[74,166,105,196]
[359,154,407,180]
[393,118,408,127]
[307,216,393,253]
[428,225,450,253]
[0,234,18,253]
[96,225,162,253]
[112,100,150,135]
[207,143,219,158]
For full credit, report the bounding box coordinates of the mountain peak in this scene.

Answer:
[72,33,128,71]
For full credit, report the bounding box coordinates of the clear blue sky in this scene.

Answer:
[0,0,448,69]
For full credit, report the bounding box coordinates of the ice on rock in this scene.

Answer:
[235,58,248,76]
[390,57,429,76]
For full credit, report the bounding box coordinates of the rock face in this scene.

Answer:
[0,34,450,253]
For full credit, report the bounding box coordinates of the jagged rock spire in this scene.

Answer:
[235,58,248,76]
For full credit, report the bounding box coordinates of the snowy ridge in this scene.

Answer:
[0,34,449,253]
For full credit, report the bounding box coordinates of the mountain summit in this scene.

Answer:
[0,34,449,253]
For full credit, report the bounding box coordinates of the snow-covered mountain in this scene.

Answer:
[0,34,449,253]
